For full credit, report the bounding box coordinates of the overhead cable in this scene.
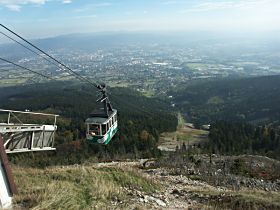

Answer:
[0,24,99,88]
[0,57,54,80]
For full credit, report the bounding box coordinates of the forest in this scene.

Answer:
[2,75,280,165]
[207,121,280,160]
[169,75,280,127]
[0,82,177,166]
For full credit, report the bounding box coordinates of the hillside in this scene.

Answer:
[0,82,177,165]
[8,117,280,209]
[2,79,280,209]
[169,75,280,126]
[12,155,280,209]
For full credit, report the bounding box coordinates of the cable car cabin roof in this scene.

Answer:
[86,109,117,124]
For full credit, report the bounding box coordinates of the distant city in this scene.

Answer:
[0,33,279,97]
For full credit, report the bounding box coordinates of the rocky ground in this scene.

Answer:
[146,119,280,209]
[98,155,280,210]
[12,154,280,209]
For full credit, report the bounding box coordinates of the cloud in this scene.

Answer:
[62,0,71,4]
[0,0,47,11]
[161,0,185,5]
[5,4,21,11]
[74,2,112,13]
[175,0,280,32]
[181,0,279,13]
[70,14,97,19]
[0,0,47,5]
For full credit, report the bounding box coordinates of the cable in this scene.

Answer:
[0,31,70,77]
[0,57,54,80]
[0,24,99,89]
[0,24,174,123]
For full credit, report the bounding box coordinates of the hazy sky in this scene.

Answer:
[0,0,280,38]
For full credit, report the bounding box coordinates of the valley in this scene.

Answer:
[1,27,280,210]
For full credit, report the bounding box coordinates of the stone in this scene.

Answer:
[171,189,184,196]
[154,198,167,207]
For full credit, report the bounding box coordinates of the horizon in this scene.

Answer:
[0,28,280,45]
[0,0,280,40]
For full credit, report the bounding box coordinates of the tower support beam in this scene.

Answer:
[0,135,17,209]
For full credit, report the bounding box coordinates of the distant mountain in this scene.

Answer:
[0,32,194,56]
[1,31,280,57]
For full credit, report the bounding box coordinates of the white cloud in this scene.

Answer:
[176,0,280,32]
[0,0,47,5]
[62,0,71,4]
[68,14,97,20]
[5,4,21,11]
[74,2,112,13]
[0,0,47,11]
[182,0,280,13]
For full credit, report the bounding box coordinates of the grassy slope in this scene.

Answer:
[190,187,280,209]
[13,165,160,209]
[12,156,280,209]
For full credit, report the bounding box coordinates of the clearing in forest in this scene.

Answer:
[158,113,208,152]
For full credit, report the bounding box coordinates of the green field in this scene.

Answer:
[0,78,28,87]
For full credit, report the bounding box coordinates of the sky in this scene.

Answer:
[0,0,280,38]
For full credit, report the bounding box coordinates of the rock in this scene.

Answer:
[154,198,167,207]
[143,195,167,207]
[140,159,149,167]
[171,189,184,196]
[160,171,168,176]
[146,169,156,174]
[112,196,119,202]
[135,190,143,197]
[145,160,156,168]
[127,191,134,196]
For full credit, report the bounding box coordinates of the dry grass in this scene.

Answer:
[12,165,160,209]
[184,186,280,210]
[236,190,280,207]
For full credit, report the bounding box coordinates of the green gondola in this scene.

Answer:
[0,24,119,146]
[85,84,118,145]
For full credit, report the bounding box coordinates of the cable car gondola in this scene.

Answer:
[85,84,118,145]
[0,24,118,145]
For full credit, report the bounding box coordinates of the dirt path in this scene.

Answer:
[91,160,209,209]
